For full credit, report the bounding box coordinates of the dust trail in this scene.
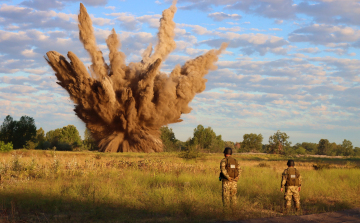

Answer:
[45,2,227,152]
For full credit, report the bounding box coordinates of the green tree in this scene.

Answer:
[83,128,98,150]
[36,128,45,142]
[295,146,306,155]
[35,128,46,149]
[318,139,330,155]
[15,116,37,148]
[0,115,15,143]
[224,141,235,150]
[0,115,36,149]
[46,129,61,146]
[338,139,354,156]
[324,142,338,156]
[209,135,225,153]
[191,125,216,150]
[354,147,360,157]
[60,125,82,147]
[268,130,291,154]
[300,142,318,154]
[241,133,263,152]
[45,125,82,151]
[160,126,178,152]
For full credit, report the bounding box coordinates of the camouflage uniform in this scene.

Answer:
[220,157,241,211]
[281,167,302,211]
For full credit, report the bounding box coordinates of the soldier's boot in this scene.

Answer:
[283,205,291,214]
[295,204,301,214]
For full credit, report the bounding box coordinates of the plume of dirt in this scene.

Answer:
[45,2,227,152]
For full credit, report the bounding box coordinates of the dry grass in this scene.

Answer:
[0,150,359,222]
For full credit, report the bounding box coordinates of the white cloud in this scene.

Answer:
[289,24,360,45]
[297,47,319,54]
[21,49,39,58]
[184,48,207,56]
[269,28,282,31]
[137,14,161,28]
[105,6,115,10]
[208,12,242,21]
[218,26,242,32]
[91,15,112,26]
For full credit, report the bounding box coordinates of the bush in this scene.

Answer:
[0,141,13,152]
[313,163,331,170]
[179,146,201,160]
[295,146,306,155]
[258,162,270,168]
[282,147,296,156]
[25,140,38,150]
[42,141,51,150]
[56,143,72,151]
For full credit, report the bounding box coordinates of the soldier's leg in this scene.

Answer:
[292,187,301,211]
[229,181,238,210]
[222,181,231,212]
[284,187,293,213]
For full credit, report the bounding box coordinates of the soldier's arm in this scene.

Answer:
[281,170,287,189]
[295,169,302,187]
[220,159,231,180]
[233,160,241,181]
[237,160,242,175]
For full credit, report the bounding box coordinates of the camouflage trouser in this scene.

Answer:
[222,180,237,211]
[284,186,300,209]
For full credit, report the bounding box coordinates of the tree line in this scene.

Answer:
[0,115,359,156]
[0,115,97,151]
[160,126,360,157]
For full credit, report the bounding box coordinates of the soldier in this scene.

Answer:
[281,160,302,213]
[219,147,241,213]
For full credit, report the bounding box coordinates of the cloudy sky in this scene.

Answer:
[0,0,359,147]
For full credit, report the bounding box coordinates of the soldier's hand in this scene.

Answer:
[228,177,233,181]
[280,188,283,192]
[298,187,301,192]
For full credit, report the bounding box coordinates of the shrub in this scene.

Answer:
[313,163,331,170]
[179,145,201,160]
[295,146,306,155]
[258,162,270,168]
[25,140,38,150]
[56,142,72,151]
[0,141,13,152]
[42,141,51,150]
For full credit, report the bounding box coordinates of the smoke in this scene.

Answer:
[45,1,227,152]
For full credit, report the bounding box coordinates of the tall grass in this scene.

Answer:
[0,150,359,222]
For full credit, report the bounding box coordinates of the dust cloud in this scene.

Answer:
[45,1,227,152]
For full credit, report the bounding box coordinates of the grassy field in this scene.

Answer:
[0,150,359,222]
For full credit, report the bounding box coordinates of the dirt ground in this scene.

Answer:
[233,208,360,223]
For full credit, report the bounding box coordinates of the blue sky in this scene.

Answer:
[0,0,359,147]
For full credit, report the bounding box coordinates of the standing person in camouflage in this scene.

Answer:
[281,160,302,213]
[220,147,241,213]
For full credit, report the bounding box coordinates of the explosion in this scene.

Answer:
[45,1,227,152]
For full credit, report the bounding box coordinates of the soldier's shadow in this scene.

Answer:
[236,187,354,218]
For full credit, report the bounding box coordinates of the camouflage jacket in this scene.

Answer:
[220,156,241,181]
[281,167,302,189]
